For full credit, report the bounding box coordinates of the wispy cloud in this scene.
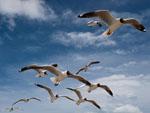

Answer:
[52,31,116,48]
[78,74,150,113]
[113,104,143,113]
[0,0,57,20]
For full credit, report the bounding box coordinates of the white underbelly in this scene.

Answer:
[88,85,97,92]
[109,21,123,33]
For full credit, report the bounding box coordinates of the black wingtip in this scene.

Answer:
[66,87,74,91]
[110,92,113,97]
[34,83,40,87]
[51,64,58,67]
[109,90,113,97]
[19,67,28,72]
[78,15,81,18]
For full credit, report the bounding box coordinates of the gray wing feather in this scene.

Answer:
[12,99,26,106]
[35,84,55,98]
[29,97,41,101]
[66,88,82,99]
[60,96,75,101]
[79,10,116,25]
[68,73,91,86]
[86,99,101,109]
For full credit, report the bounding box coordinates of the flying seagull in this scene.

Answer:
[35,83,75,103]
[68,72,113,96]
[67,88,101,109]
[20,64,74,86]
[78,10,146,36]
[12,97,41,106]
[76,61,100,74]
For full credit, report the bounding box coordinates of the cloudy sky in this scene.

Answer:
[0,0,150,113]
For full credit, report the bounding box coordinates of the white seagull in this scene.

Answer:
[35,83,75,103]
[67,88,101,109]
[78,10,146,36]
[68,72,113,96]
[75,61,100,74]
[12,97,41,106]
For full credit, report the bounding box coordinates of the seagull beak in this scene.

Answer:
[54,83,59,86]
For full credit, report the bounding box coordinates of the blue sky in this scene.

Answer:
[0,0,150,113]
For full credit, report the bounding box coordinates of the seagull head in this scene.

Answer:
[65,70,72,75]
[97,83,101,87]
[56,94,59,98]
[44,71,48,75]
[84,98,87,101]
[119,18,125,23]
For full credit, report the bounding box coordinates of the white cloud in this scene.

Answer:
[0,0,57,20]
[52,31,116,48]
[78,74,150,113]
[61,9,91,25]
[113,104,143,113]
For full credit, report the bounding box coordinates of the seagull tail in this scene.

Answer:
[50,77,59,86]
[101,29,112,37]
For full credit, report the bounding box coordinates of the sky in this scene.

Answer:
[0,0,150,113]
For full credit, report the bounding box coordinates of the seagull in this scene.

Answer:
[20,64,72,86]
[68,72,113,96]
[67,88,101,109]
[78,10,146,36]
[76,61,100,74]
[12,97,41,106]
[35,83,75,103]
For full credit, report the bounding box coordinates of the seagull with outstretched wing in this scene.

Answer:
[76,61,100,74]
[12,97,41,106]
[78,10,146,36]
[67,88,101,109]
[35,83,75,103]
[68,72,113,96]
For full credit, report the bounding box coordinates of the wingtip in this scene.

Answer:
[143,29,146,32]
[78,15,81,18]
[109,91,113,96]
[34,83,39,86]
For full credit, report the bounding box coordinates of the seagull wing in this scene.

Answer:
[85,99,101,109]
[35,84,55,99]
[123,18,146,32]
[60,96,75,102]
[66,88,82,99]
[100,84,113,96]
[79,10,116,26]
[75,67,86,75]
[12,99,26,106]
[87,61,100,67]
[29,97,41,102]
[19,64,40,72]
[68,73,91,86]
